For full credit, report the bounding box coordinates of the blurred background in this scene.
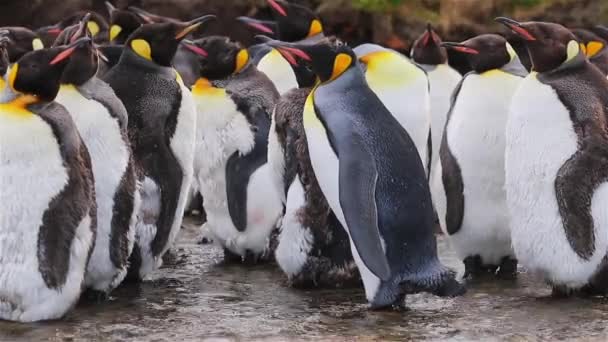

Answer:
[1,0,606,72]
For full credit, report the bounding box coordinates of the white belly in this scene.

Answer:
[444,71,521,265]
[257,49,298,96]
[506,74,608,288]
[266,109,287,204]
[0,112,92,321]
[56,87,134,292]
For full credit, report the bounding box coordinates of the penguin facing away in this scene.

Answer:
[182,36,283,262]
[354,43,432,175]
[0,38,96,322]
[435,34,526,279]
[103,16,214,280]
[265,37,464,309]
[52,16,139,295]
[498,17,608,296]
[410,23,462,182]
[571,28,608,76]
[1,27,44,63]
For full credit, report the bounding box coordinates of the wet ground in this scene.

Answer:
[2,218,608,341]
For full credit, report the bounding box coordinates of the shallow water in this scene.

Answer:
[2,218,608,341]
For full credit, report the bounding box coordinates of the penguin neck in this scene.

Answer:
[317,65,365,93]
[537,51,587,76]
[0,94,41,117]
[119,48,175,77]
[500,56,528,78]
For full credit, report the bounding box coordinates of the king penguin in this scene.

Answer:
[1,27,44,63]
[52,15,139,295]
[354,43,432,174]
[37,11,109,47]
[103,15,214,280]
[571,28,608,76]
[498,17,608,296]
[265,38,464,309]
[433,34,526,279]
[182,36,283,262]
[411,23,462,181]
[0,38,96,322]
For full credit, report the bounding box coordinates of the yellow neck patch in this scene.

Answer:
[110,25,122,42]
[0,95,39,117]
[360,50,421,87]
[566,40,580,63]
[131,39,152,61]
[303,87,322,129]
[307,19,323,38]
[191,77,225,97]
[8,63,19,91]
[586,41,604,58]
[32,38,44,51]
[87,21,100,37]
[235,49,249,74]
[330,53,352,82]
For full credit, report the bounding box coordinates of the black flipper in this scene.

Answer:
[338,136,391,281]
[225,105,271,232]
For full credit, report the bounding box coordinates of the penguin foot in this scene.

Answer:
[369,293,407,311]
[551,285,576,298]
[463,255,494,279]
[496,257,518,280]
[81,289,109,303]
[223,248,244,263]
[433,276,467,297]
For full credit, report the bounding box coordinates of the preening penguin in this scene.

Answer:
[182,36,283,262]
[264,37,464,309]
[354,43,431,174]
[0,27,44,63]
[498,18,608,295]
[52,16,139,295]
[571,28,608,76]
[103,15,214,280]
[410,23,462,181]
[433,34,525,279]
[37,11,109,47]
[0,38,96,322]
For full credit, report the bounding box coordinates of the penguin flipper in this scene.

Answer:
[338,137,391,281]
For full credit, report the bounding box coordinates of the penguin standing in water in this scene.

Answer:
[0,38,96,322]
[411,24,462,179]
[354,44,431,174]
[498,18,608,296]
[103,16,214,280]
[1,27,44,62]
[265,38,464,309]
[182,36,283,262]
[53,16,139,295]
[571,28,608,76]
[433,34,525,279]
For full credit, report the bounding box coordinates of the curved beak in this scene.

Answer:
[256,35,312,64]
[267,0,287,17]
[50,36,91,65]
[105,1,116,15]
[236,16,275,35]
[71,13,92,43]
[495,17,536,41]
[441,42,479,54]
[181,39,208,57]
[128,6,157,24]
[175,15,216,40]
[39,24,63,35]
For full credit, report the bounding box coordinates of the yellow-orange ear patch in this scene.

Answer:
[8,63,19,91]
[235,49,249,74]
[307,19,323,38]
[131,39,152,60]
[330,53,352,81]
[586,41,604,58]
[110,25,122,42]
[87,21,100,37]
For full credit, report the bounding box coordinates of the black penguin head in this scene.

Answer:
[52,14,98,86]
[260,35,355,83]
[411,23,448,65]
[9,37,91,102]
[441,34,513,73]
[571,28,606,60]
[125,15,215,67]
[128,6,181,25]
[0,32,10,77]
[37,11,109,46]
[2,27,44,63]
[182,36,251,80]
[106,1,143,45]
[593,25,608,42]
[235,16,277,37]
[496,18,579,73]
[267,0,324,42]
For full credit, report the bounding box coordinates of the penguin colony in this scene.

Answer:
[1,0,608,322]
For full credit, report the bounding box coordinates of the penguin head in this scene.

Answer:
[441,34,513,73]
[37,11,109,46]
[496,18,580,73]
[0,32,10,77]
[571,28,606,60]
[1,27,44,63]
[106,1,143,45]
[235,16,277,37]
[260,35,354,83]
[411,23,448,65]
[52,14,98,86]
[267,0,324,42]
[9,37,91,102]
[128,6,181,25]
[182,36,251,80]
[125,15,215,67]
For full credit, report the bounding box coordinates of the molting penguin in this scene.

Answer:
[411,23,462,180]
[53,16,139,295]
[571,28,608,76]
[183,36,283,262]
[433,34,526,279]
[498,18,608,296]
[1,27,44,63]
[0,38,96,322]
[354,43,431,174]
[265,37,464,309]
[37,11,109,47]
[103,16,214,280]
